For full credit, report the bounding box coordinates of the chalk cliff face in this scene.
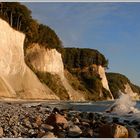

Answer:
[97,66,114,99]
[26,44,64,75]
[124,83,139,100]
[91,65,113,99]
[0,18,59,100]
[26,44,85,101]
[26,44,114,100]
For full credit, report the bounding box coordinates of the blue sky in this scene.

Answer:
[24,2,140,86]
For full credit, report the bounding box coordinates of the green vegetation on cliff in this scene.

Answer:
[62,48,108,69]
[61,48,111,100]
[106,72,140,98]
[64,68,112,101]
[36,72,69,100]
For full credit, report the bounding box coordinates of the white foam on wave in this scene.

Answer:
[106,92,140,116]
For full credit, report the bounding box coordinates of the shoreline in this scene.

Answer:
[0,102,139,138]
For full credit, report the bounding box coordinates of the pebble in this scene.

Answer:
[42,132,56,138]
[0,102,138,138]
[41,124,54,131]
[0,127,3,137]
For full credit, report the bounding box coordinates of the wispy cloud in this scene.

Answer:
[23,2,140,85]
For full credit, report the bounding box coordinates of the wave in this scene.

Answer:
[106,92,140,120]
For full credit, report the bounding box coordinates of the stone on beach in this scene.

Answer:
[46,113,68,127]
[42,132,56,138]
[68,125,82,137]
[35,115,42,126]
[41,124,54,131]
[99,123,128,138]
[0,127,3,137]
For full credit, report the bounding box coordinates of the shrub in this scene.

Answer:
[36,72,69,100]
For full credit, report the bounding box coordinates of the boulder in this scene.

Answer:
[46,113,68,127]
[112,124,128,138]
[99,123,128,138]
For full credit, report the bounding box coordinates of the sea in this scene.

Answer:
[22,94,140,121]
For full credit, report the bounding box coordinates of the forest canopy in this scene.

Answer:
[62,48,108,69]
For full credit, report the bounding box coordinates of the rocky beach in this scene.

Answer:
[0,101,139,138]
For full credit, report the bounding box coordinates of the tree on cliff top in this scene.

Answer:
[62,48,108,69]
[0,2,63,50]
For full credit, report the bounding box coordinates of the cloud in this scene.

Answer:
[24,3,123,46]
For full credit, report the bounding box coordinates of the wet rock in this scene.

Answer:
[46,113,68,127]
[52,107,60,114]
[124,119,130,124]
[101,116,112,123]
[68,125,82,137]
[112,117,119,123]
[79,112,88,119]
[127,127,137,138]
[99,123,128,138]
[131,120,139,125]
[42,132,56,138]
[88,112,94,120]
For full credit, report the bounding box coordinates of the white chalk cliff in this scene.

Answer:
[92,65,114,99]
[124,83,139,100]
[0,18,59,100]
[97,66,114,99]
[26,44,85,101]
[25,44,64,75]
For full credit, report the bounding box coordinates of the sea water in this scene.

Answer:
[23,94,140,121]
